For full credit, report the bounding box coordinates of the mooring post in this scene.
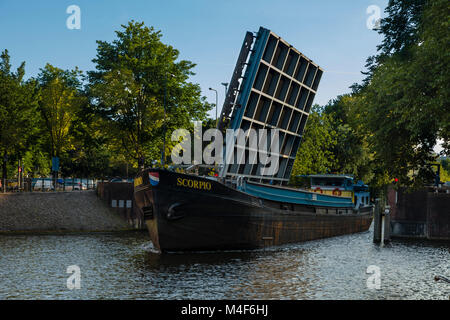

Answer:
[373,199,381,243]
[383,205,391,243]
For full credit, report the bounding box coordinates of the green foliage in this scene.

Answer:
[441,158,450,173]
[60,97,114,177]
[37,64,85,158]
[360,0,427,87]
[291,105,338,179]
[1,8,447,190]
[355,0,449,189]
[440,158,450,183]
[377,0,426,55]
[294,0,447,193]
[88,21,211,167]
[291,97,373,187]
[0,49,40,180]
[0,21,211,180]
[323,95,372,182]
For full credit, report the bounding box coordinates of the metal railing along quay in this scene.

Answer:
[1,178,99,193]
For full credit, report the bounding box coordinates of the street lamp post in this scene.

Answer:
[221,82,229,98]
[220,83,228,128]
[209,87,218,127]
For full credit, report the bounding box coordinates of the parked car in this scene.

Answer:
[64,179,87,190]
[2,180,20,192]
[32,179,54,191]
[78,182,87,190]
[109,177,134,183]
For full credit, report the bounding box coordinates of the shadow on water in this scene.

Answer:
[129,244,318,300]
[143,251,252,269]
[138,246,304,270]
[388,238,450,249]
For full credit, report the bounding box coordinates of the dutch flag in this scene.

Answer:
[149,172,160,186]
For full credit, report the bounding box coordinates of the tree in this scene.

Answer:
[323,95,372,181]
[291,105,338,179]
[88,21,211,168]
[59,101,113,178]
[37,64,85,163]
[358,0,427,88]
[0,50,40,190]
[355,0,449,188]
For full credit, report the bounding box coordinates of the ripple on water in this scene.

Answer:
[0,229,448,300]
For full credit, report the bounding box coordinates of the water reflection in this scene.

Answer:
[141,251,258,270]
[0,229,448,300]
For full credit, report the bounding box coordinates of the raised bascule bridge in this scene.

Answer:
[218,27,323,186]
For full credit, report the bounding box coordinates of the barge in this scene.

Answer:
[134,170,373,252]
[134,26,373,252]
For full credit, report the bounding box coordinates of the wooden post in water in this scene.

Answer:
[373,199,381,243]
[383,205,391,243]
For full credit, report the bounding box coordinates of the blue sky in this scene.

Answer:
[0,0,388,116]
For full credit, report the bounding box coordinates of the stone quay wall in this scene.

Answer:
[0,191,132,233]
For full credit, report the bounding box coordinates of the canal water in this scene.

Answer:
[0,227,448,300]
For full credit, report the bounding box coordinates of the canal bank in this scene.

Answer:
[0,191,133,233]
[387,187,450,240]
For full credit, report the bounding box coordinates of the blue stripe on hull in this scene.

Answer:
[239,182,354,208]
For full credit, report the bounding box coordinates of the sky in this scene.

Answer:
[0,0,389,116]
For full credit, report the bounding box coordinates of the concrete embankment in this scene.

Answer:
[0,191,132,233]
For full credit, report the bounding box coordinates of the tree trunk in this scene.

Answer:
[2,151,7,193]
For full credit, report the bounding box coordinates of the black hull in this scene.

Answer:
[134,169,373,252]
